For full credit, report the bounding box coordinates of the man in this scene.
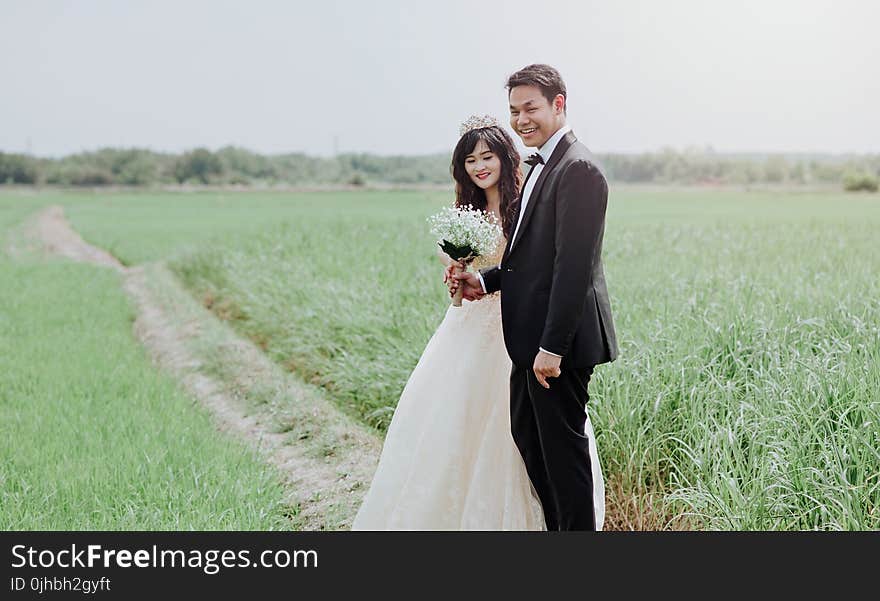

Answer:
[450,64,618,530]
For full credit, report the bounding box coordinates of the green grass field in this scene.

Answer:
[0,196,291,529]
[3,186,879,529]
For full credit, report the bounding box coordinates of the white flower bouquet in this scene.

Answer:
[427,205,502,306]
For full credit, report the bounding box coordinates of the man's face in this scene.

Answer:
[508,85,565,149]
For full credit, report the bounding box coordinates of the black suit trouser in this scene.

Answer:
[509,364,596,531]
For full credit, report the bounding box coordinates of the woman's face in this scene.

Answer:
[464,139,501,190]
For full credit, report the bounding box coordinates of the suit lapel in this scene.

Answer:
[506,131,576,258]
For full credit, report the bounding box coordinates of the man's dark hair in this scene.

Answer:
[506,64,567,113]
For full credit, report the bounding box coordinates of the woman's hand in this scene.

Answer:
[443,260,465,294]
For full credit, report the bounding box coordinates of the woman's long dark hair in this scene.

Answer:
[451,125,522,240]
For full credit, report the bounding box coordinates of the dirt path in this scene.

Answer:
[29,205,126,271]
[26,205,381,530]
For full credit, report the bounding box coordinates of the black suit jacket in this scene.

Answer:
[480,130,618,369]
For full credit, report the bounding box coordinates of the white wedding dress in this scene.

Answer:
[352,240,605,530]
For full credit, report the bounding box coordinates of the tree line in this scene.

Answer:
[1,146,877,191]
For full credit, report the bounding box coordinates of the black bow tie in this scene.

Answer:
[524,152,544,167]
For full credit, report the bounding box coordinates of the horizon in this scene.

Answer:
[11,144,880,161]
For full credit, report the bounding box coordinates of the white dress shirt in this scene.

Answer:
[476,124,573,359]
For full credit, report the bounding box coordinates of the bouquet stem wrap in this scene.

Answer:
[449,253,476,307]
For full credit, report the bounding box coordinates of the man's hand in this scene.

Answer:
[452,271,485,301]
[533,350,562,389]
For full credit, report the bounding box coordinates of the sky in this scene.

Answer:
[2,0,878,157]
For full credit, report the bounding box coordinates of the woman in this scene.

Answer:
[351,115,604,530]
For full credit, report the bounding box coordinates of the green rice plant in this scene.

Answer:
[0,256,290,529]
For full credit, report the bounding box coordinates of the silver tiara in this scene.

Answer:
[459,114,500,137]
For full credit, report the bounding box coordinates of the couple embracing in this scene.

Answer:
[353,64,618,531]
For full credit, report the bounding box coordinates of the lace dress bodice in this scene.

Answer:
[472,235,506,271]
[469,236,507,300]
